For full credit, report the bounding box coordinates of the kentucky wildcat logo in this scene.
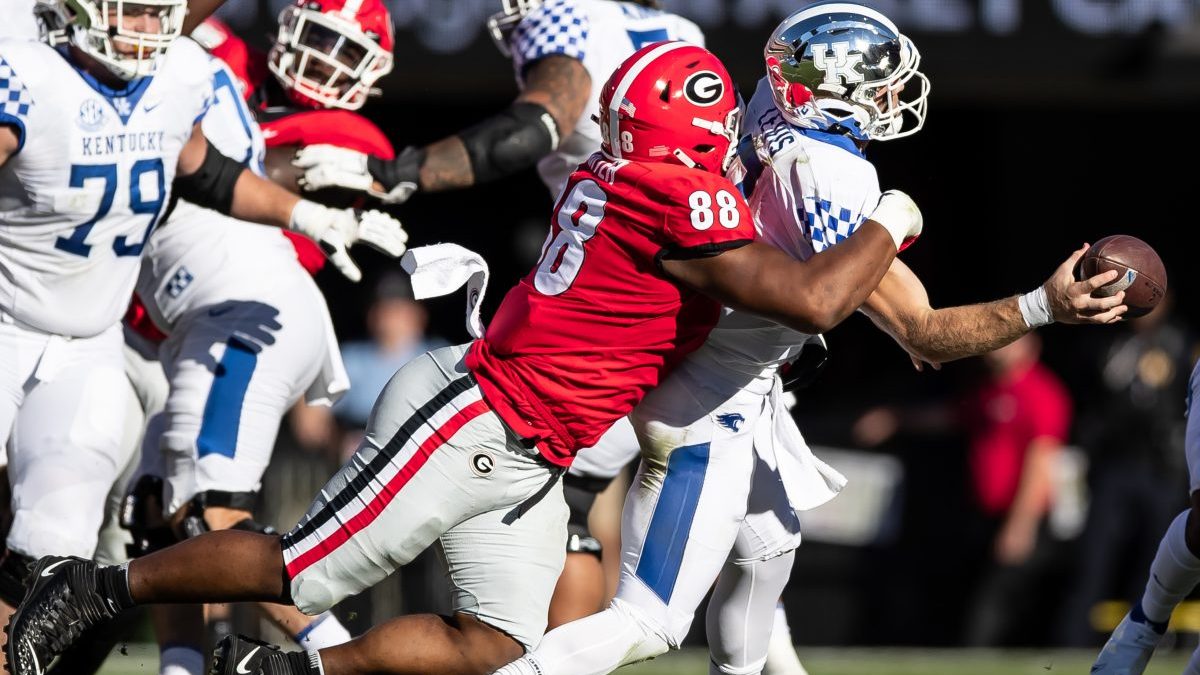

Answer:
[716,413,745,432]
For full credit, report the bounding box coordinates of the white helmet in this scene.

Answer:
[45,0,186,80]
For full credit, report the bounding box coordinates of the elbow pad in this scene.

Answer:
[173,140,244,215]
[459,101,560,184]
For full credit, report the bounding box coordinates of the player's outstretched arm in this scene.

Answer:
[664,192,924,336]
[861,247,1127,367]
[293,54,589,202]
[174,124,408,281]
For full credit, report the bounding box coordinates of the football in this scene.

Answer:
[1077,235,1167,318]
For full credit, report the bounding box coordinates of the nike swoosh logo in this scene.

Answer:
[24,638,43,675]
[237,646,260,674]
[209,306,234,317]
[143,101,162,112]
[40,559,71,578]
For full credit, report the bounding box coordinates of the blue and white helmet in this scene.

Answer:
[40,0,186,79]
[764,2,930,142]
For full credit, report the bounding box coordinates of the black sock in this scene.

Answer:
[97,563,135,612]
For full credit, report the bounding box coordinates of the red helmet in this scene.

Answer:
[598,42,740,175]
[268,0,395,111]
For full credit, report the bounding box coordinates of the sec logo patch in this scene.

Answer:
[470,451,495,477]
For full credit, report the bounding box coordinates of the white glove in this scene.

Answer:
[293,145,416,204]
[288,200,408,282]
[867,189,923,252]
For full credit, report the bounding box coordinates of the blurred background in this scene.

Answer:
[195,0,1200,661]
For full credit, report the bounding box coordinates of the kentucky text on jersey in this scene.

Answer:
[80,130,167,157]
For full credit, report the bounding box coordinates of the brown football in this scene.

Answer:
[1077,235,1167,318]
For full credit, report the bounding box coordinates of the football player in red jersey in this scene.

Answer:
[7,43,922,675]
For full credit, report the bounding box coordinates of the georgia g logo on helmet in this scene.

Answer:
[683,71,725,107]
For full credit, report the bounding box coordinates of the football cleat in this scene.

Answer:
[210,634,302,675]
[4,556,123,675]
[1091,612,1166,674]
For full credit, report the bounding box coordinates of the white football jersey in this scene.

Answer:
[0,37,212,337]
[136,50,297,333]
[687,77,883,394]
[510,0,703,196]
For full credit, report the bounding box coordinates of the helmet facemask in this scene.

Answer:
[847,35,929,140]
[62,0,186,80]
[269,4,393,111]
[486,0,543,57]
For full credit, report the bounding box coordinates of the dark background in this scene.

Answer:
[222,0,1200,647]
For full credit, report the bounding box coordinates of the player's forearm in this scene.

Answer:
[903,297,1031,364]
[183,0,227,35]
[698,221,897,334]
[417,136,475,192]
[228,170,300,229]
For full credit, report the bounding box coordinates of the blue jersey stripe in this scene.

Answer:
[197,337,259,459]
[635,442,711,602]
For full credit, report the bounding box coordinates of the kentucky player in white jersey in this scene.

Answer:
[290,0,704,628]
[494,5,1130,675]
[122,47,355,675]
[0,0,407,660]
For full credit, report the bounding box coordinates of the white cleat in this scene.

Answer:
[1091,613,1166,674]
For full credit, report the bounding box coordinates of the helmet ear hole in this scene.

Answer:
[659,86,671,103]
[694,144,715,154]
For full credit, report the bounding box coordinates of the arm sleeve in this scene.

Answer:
[510,0,590,81]
[656,171,755,260]
[0,55,34,153]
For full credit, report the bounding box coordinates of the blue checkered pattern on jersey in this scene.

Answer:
[166,267,194,299]
[0,56,33,126]
[802,196,864,253]
[512,0,590,78]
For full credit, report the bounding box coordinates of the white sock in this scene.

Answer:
[764,603,808,675]
[495,599,670,675]
[296,612,351,650]
[160,645,205,675]
[1141,510,1200,625]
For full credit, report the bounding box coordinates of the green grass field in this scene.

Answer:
[96,646,1192,674]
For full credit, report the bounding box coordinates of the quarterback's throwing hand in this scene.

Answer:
[1043,244,1128,324]
[288,201,408,282]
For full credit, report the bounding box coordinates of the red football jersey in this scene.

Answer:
[467,154,755,467]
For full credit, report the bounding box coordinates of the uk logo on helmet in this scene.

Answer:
[683,71,724,107]
[812,42,865,86]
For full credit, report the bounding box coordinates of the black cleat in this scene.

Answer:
[4,556,123,675]
[211,635,305,675]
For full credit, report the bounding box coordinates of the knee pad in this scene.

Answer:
[121,474,179,558]
[179,490,260,539]
[0,550,34,606]
[563,474,608,558]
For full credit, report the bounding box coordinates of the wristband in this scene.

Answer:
[1018,287,1054,327]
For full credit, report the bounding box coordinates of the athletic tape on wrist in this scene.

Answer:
[1018,287,1054,327]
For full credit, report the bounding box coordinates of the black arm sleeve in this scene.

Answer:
[459,101,560,184]
[173,139,244,215]
[368,102,560,191]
